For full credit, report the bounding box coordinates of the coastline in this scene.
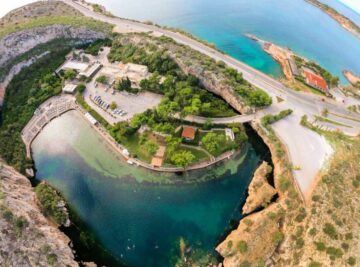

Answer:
[305,0,360,39]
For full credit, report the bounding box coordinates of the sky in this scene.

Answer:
[0,0,37,18]
[0,0,360,20]
[338,0,360,14]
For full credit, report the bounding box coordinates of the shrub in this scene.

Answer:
[326,246,343,259]
[35,183,68,225]
[96,75,107,84]
[309,261,322,267]
[314,242,326,251]
[273,230,284,244]
[237,240,248,254]
[323,223,338,240]
[347,257,356,266]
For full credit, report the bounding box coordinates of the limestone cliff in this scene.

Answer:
[0,25,106,67]
[216,203,284,267]
[242,161,277,215]
[0,161,78,267]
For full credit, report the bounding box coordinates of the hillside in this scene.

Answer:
[0,161,78,266]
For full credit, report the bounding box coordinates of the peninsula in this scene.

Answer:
[305,0,360,39]
[0,1,359,267]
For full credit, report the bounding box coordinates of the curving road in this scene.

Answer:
[61,0,360,197]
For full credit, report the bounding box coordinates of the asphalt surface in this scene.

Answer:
[61,0,360,196]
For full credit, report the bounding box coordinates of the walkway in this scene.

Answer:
[21,95,77,158]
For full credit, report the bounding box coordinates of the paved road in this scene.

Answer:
[63,0,359,126]
[61,0,360,197]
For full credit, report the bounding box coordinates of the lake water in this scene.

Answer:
[88,0,360,82]
[32,111,267,267]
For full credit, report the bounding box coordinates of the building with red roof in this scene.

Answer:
[303,68,328,93]
[181,126,197,141]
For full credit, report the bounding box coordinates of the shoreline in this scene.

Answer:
[305,0,360,39]
[23,94,244,178]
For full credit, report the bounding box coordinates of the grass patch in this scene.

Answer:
[0,16,113,39]
[314,115,352,128]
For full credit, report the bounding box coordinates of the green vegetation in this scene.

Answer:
[170,150,196,167]
[323,223,338,239]
[314,115,352,128]
[294,55,339,87]
[35,182,68,225]
[0,49,69,172]
[261,109,293,130]
[237,240,248,254]
[201,131,236,156]
[96,75,108,84]
[76,93,109,128]
[0,205,28,237]
[0,38,77,82]
[0,16,113,39]
[83,38,112,55]
[64,69,77,80]
[111,33,271,112]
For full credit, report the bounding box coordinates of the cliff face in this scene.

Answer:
[242,161,277,215]
[0,25,106,66]
[216,203,284,267]
[0,161,78,267]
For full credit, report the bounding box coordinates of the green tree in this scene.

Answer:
[201,132,225,154]
[170,150,195,167]
[75,84,86,94]
[110,101,117,110]
[145,140,159,156]
[116,77,132,91]
[96,75,107,84]
[63,69,77,80]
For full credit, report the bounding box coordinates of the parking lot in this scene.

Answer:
[84,82,163,125]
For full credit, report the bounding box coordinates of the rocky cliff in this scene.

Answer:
[0,161,78,267]
[0,25,106,67]
[242,161,277,215]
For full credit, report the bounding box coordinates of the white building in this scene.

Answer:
[62,83,78,94]
[79,63,102,78]
[225,128,235,141]
[84,112,98,125]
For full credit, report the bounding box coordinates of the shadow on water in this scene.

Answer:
[31,112,274,267]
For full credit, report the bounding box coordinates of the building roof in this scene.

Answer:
[181,126,196,140]
[151,157,164,167]
[84,112,97,125]
[79,63,102,78]
[303,68,328,92]
[62,83,77,94]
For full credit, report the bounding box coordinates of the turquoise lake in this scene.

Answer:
[32,111,268,267]
[90,0,360,82]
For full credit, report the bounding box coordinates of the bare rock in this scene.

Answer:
[242,161,277,215]
[0,161,78,266]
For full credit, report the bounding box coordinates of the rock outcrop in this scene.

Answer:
[216,203,284,267]
[0,25,106,66]
[242,161,277,214]
[0,161,78,267]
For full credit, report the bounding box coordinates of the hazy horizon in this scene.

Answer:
[1,0,360,20]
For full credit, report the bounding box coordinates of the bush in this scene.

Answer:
[323,223,338,240]
[35,182,68,225]
[96,75,108,84]
[326,246,343,259]
[314,242,326,251]
[237,240,248,254]
[347,257,356,266]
